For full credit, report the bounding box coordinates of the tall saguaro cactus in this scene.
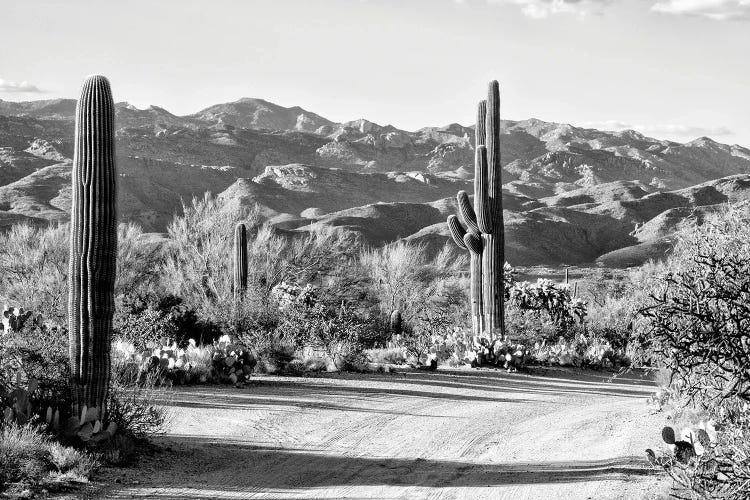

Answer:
[447,81,505,339]
[233,222,248,299]
[68,75,118,420]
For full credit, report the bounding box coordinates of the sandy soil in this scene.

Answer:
[88,367,670,499]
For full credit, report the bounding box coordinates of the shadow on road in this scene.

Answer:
[107,437,658,499]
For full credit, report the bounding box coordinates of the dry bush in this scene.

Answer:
[639,206,750,409]
[0,222,163,324]
[162,193,256,321]
[107,368,169,440]
[360,241,468,323]
[163,194,362,338]
[0,423,97,494]
[638,206,750,499]
[0,223,68,323]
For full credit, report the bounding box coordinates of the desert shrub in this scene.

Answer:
[302,304,370,370]
[0,423,97,495]
[252,334,297,374]
[399,310,453,366]
[0,223,68,324]
[361,242,468,356]
[114,293,221,349]
[366,347,406,365]
[507,278,587,327]
[271,282,319,310]
[638,207,750,412]
[114,306,180,351]
[1,325,166,451]
[163,194,360,338]
[659,407,750,499]
[0,222,163,325]
[107,369,168,440]
[162,194,258,328]
[112,335,258,385]
[638,206,750,498]
[529,333,627,368]
[504,307,560,342]
[361,242,467,320]
[0,324,72,416]
[272,301,375,371]
[585,268,630,307]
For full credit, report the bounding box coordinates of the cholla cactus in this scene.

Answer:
[270,282,318,310]
[509,279,587,325]
[68,75,118,421]
[447,81,505,339]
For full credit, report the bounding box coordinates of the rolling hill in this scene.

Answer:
[0,96,748,266]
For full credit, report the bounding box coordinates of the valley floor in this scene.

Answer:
[88,368,670,499]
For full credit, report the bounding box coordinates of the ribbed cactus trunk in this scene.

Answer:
[68,75,118,421]
[233,223,248,300]
[446,81,505,340]
[390,309,403,336]
[481,82,505,338]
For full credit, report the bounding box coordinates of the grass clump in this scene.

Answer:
[0,423,97,496]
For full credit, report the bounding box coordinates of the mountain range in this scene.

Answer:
[1,96,749,267]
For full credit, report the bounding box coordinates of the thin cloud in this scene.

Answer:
[0,78,43,93]
[651,0,750,20]
[484,0,613,18]
[583,120,734,138]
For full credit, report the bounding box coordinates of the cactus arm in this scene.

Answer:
[463,232,483,255]
[486,81,501,210]
[457,191,480,235]
[476,100,487,148]
[446,215,468,250]
[474,145,491,233]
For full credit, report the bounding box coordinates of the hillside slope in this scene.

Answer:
[0,96,748,265]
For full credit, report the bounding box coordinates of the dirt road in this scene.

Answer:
[96,367,669,499]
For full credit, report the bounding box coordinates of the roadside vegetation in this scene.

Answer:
[1,196,748,497]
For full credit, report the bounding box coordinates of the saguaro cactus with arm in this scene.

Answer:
[68,75,118,420]
[446,81,505,340]
[233,222,248,299]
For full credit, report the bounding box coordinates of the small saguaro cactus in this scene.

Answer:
[68,75,118,421]
[447,81,505,340]
[390,309,403,336]
[233,222,248,299]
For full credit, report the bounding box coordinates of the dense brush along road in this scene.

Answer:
[87,368,669,499]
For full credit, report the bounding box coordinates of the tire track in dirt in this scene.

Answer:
[91,368,669,500]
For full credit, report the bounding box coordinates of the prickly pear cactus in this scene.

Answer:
[2,375,38,425]
[1,306,37,333]
[61,404,118,444]
[68,75,118,421]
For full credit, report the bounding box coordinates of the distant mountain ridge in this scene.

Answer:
[0,96,749,267]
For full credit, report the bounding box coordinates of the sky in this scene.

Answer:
[1,0,749,146]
